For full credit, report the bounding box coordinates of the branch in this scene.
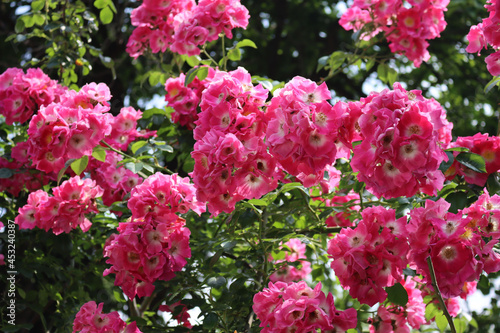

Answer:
[426,256,456,333]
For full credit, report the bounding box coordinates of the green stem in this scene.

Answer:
[221,34,227,71]
[299,190,321,223]
[426,256,456,333]
[202,47,218,67]
[100,140,174,174]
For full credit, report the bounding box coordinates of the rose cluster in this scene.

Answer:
[0,141,53,197]
[339,0,449,67]
[369,277,427,333]
[347,82,452,199]
[323,191,360,228]
[466,0,500,75]
[407,195,500,298]
[73,301,142,333]
[444,133,500,186]
[265,76,349,187]
[252,281,357,333]
[0,67,65,125]
[26,83,113,173]
[164,69,214,130]
[103,173,203,299]
[105,106,156,151]
[103,214,191,299]
[16,176,103,235]
[269,238,312,283]
[88,151,143,207]
[191,67,278,216]
[127,0,249,58]
[328,206,409,306]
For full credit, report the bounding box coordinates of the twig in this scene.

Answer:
[426,256,456,333]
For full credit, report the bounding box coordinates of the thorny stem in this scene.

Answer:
[426,256,456,333]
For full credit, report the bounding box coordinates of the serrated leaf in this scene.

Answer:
[100,6,113,24]
[386,282,408,306]
[0,168,13,179]
[131,140,148,154]
[142,164,154,173]
[92,145,106,162]
[70,155,89,175]
[236,39,257,49]
[456,152,486,173]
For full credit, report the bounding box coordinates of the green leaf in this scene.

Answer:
[125,162,143,174]
[236,39,257,49]
[365,58,375,71]
[207,276,226,288]
[93,0,108,9]
[425,303,439,321]
[377,63,389,84]
[31,0,45,11]
[185,55,201,67]
[155,144,174,152]
[485,76,500,93]
[15,18,25,33]
[99,7,113,24]
[197,66,209,81]
[248,199,268,206]
[227,47,242,61]
[487,173,500,195]
[92,145,106,162]
[385,282,408,306]
[22,15,36,28]
[456,152,486,173]
[131,140,148,154]
[185,67,199,86]
[203,312,218,330]
[435,312,448,332]
[445,147,469,152]
[328,51,346,71]
[445,191,468,213]
[317,55,329,72]
[439,151,455,173]
[387,67,397,86]
[454,317,467,333]
[0,168,13,179]
[148,71,164,86]
[33,13,45,26]
[70,155,89,175]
